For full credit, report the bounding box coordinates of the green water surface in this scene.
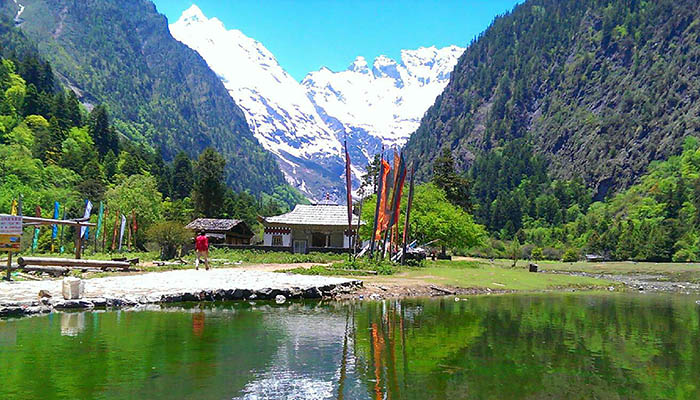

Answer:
[1,293,699,399]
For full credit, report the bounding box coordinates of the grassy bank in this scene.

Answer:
[289,259,614,292]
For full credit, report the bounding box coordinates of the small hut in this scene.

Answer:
[185,218,254,245]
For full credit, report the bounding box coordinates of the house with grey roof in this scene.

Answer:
[185,218,254,245]
[259,204,362,254]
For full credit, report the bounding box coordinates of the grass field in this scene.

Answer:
[483,258,700,283]
[370,260,614,291]
[289,259,615,292]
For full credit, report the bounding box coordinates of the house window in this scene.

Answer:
[312,232,328,248]
[272,235,283,246]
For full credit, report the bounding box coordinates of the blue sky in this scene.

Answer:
[153,0,522,81]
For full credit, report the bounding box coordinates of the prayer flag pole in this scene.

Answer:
[401,165,416,265]
[369,148,384,258]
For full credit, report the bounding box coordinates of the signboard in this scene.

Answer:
[0,215,22,252]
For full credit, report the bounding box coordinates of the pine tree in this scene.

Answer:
[23,84,46,117]
[432,147,472,211]
[193,147,226,217]
[172,151,194,200]
[66,91,82,127]
[77,159,107,201]
[103,150,118,180]
[88,105,118,157]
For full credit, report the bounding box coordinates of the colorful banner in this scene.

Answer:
[31,206,41,252]
[388,152,407,229]
[52,201,59,239]
[119,214,126,251]
[95,202,104,240]
[80,199,93,239]
[374,159,391,241]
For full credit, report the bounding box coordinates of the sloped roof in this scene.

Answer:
[185,218,245,231]
[262,205,362,226]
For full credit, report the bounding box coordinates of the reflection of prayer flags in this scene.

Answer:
[52,201,60,239]
[95,202,104,240]
[10,199,18,215]
[119,214,127,251]
[80,200,93,239]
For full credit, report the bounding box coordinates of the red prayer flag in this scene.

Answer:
[374,159,391,241]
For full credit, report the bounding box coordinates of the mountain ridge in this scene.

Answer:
[404,0,700,200]
[0,0,289,196]
[170,4,464,199]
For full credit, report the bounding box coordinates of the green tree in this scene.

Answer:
[147,221,191,260]
[77,159,107,201]
[88,105,119,157]
[171,151,193,200]
[103,150,118,180]
[410,183,485,253]
[104,174,163,248]
[432,147,471,211]
[192,148,226,217]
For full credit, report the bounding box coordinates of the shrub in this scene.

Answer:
[147,221,191,260]
[531,247,543,261]
[562,248,580,262]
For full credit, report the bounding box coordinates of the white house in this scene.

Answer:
[260,204,361,254]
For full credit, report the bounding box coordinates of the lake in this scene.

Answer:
[1,293,699,399]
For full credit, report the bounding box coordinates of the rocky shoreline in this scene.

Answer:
[0,268,362,319]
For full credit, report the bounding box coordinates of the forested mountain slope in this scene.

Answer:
[404,0,700,200]
[0,0,287,195]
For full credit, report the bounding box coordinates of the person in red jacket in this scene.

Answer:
[195,231,210,270]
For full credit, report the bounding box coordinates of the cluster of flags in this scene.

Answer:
[8,195,138,253]
[343,141,415,262]
[369,149,414,259]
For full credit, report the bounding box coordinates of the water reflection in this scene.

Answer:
[0,294,699,399]
[60,312,86,337]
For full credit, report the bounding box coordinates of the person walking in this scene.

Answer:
[195,231,210,270]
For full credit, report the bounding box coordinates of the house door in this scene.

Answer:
[293,240,307,254]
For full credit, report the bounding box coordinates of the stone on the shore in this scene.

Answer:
[275,295,286,304]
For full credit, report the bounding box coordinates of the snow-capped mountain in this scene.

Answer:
[170,5,345,197]
[302,46,465,156]
[169,5,463,199]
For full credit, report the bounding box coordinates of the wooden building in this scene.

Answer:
[185,218,254,245]
[260,204,361,254]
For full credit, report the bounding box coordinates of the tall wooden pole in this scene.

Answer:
[353,196,364,261]
[401,166,416,265]
[111,211,119,252]
[369,151,384,258]
[102,207,109,253]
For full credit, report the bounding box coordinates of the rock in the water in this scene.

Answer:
[275,295,286,304]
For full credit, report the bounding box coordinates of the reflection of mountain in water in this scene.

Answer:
[233,307,358,400]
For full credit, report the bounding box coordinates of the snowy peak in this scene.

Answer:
[170,5,348,200]
[178,4,208,24]
[169,4,463,200]
[302,45,464,147]
[348,56,370,74]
